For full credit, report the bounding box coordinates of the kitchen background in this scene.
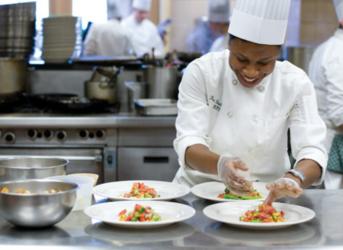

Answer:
[0,0,339,183]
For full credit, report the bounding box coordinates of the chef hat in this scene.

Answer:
[333,0,343,21]
[132,0,151,12]
[228,0,291,45]
[208,0,230,23]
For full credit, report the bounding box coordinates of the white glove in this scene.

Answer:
[217,155,253,194]
[264,177,303,205]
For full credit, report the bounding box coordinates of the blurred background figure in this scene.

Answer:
[208,0,231,52]
[83,0,133,56]
[308,0,343,189]
[186,0,230,54]
[121,0,165,57]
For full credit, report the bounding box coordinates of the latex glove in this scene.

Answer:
[264,177,303,205]
[217,156,253,194]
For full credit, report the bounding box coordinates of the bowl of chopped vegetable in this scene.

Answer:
[0,179,77,227]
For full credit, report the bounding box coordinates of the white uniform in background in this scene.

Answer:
[308,0,343,189]
[121,0,164,57]
[173,0,327,187]
[83,20,133,56]
[210,33,229,52]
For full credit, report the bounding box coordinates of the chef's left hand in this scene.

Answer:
[263,177,303,205]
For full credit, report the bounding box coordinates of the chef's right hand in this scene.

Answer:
[217,155,253,193]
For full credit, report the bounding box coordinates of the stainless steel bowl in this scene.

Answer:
[0,179,77,227]
[0,157,68,182]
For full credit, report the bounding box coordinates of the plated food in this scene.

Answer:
[240,204,285,223]
[84,200,195,229]
[118,204,161,222]
[123,182,160,199]
[192,181,268,202]
[93,180,190,201]
[203,201,315,229]
[218,188,262,200]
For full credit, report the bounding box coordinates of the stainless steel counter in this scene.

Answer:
[0,113,176,129]
[0,190,343,250]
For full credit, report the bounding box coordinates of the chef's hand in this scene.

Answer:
[217,156,253,194]
[264,177,303,205]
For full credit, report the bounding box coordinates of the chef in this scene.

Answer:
[208,0,231,52]
[83,2,133,56]
[308,0,343,189]
[173,0,327,203]
[121,0,164,57]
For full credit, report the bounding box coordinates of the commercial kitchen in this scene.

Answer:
[1,0,343,250]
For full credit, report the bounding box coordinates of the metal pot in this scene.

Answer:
[0,58,27,95]
[143,65,179,99]
[84,66,120,104]
[0,157,68,182]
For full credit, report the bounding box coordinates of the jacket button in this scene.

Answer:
[257,85,265,92]
[232,79,238,85]
[227,112,233,118]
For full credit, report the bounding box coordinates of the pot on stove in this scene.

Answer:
[84,66,121,104]
[0,58,27,96]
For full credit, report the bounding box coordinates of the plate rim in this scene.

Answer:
[93,180,190,201]
[203,201,316,229]
[84,200,196,228]
[191,181,267,202]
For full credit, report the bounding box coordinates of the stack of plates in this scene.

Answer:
[0,2,36,59]
[42,16,82,63]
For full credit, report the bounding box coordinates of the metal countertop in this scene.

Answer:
[0,190,342,250]
[0,113,176,128]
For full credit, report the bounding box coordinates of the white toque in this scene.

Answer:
[208,0,231,23]
[333,0,343,21]
[228,0,291,45]
[132,0,151,12]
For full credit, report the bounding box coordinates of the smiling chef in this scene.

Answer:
[173,0,328,203]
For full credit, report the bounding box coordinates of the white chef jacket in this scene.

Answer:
[121,14,164,57]
[83,20,133,56]
[209,34,229,52]
[308,28,343,189]
[173,49,327,188]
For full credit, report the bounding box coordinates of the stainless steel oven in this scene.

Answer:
[0,127,117,183]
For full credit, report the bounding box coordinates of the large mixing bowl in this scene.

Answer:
[0,157,68,182]
[0,179,77,227]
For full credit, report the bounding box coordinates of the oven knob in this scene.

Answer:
[96,130,105,138]
[27,129,38,139]
[4,132,15,144]
[56,131,67,141]
[79,130,89,139]
[44,130,54,140]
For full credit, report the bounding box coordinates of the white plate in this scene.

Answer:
[84,201,195,229]
[191,181,268,202]
[93,180,190,201]
[203,201,315,230]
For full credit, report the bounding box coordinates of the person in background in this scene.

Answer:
[208,0,231,52]
[121,0,164,58]
[308,0,343,189]
[173,0,327,204]
[83,1,133,56]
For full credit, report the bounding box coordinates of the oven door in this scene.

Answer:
[0,147,115,183]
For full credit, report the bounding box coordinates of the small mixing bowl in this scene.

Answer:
[0,179,77,227]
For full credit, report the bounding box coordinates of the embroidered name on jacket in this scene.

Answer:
[209,95,222,111]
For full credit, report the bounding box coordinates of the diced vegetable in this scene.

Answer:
[240,204,285,223]
[118,204,161,222]
[123,182,160,199]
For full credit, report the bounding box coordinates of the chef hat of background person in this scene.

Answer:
[228,0,291,45]
[107,0,122,19]
[132,0,151,12]
[333,0,343,21]
[208,0,230,23]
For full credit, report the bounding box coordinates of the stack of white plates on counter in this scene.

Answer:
[42,16,82,63]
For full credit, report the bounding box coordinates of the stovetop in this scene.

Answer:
[0,93,120,115]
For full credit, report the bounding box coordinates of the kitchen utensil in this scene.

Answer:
[134,98,177,116]
[0,157,68,182]
[0,58,27,95]
[85,66,121,104]
[143,65,179,99]
[0,179,77,227]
